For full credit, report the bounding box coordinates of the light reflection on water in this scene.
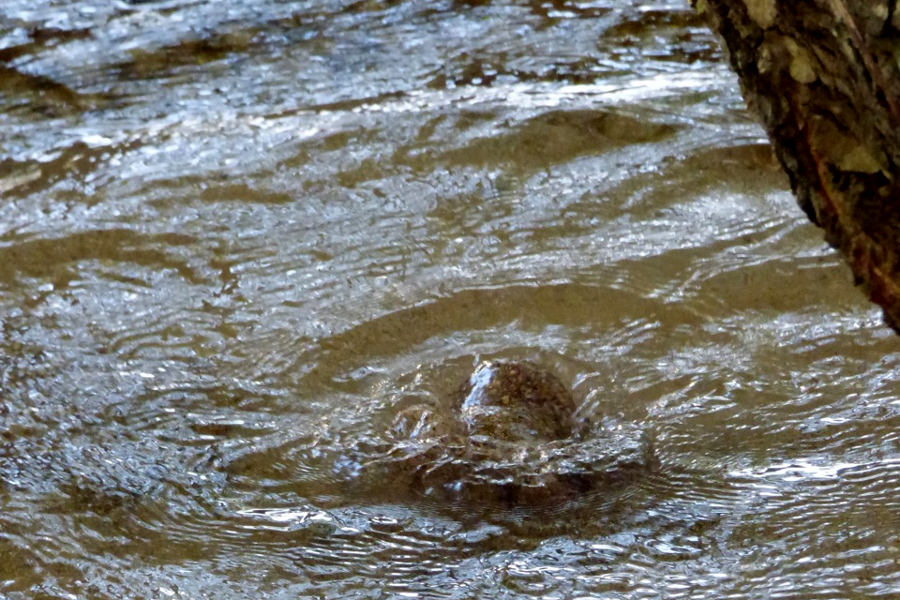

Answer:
[1,0,899,598]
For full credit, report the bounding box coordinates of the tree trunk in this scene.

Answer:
[694,0,900,332]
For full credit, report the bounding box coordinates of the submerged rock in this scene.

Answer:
[458,360,577,442]
[374,360,654,507]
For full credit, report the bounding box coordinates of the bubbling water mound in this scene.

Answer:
[458,360,577,442]
[372,360,654,508]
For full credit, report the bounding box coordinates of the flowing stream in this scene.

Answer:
[1,1,898,598]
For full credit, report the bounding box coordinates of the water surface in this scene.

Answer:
[1,1,898,598]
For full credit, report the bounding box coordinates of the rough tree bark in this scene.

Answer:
[694,0,900,332]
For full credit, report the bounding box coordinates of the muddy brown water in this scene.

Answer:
[1,1,898,598]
